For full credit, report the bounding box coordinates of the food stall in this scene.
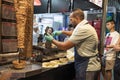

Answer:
[0,60,75,80]
[0,0,75,80]
[0,0,105,80]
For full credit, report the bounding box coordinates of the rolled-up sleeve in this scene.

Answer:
[69,27,92,44]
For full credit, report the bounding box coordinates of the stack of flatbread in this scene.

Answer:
[66,50,74,62]
[42,60,60,68]
[59,58,69,65]
[42,58,69,68]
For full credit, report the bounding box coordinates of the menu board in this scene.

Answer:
[2,22,17,36]
[51,0,70,13]
[89,0,102,7]
[2,0,14,3]
[34,0,47,13]
[2,39,17,53]
[2,4,16,20]
[34,0,41,6]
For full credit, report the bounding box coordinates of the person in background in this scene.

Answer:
[45,8,101,80]
[102,19,120,80]
[47,27,54,35]
[33,26,39,46]
[64,24,74,41]
[44,26,54,36]
[37,34,43,46]
[43,26,49,36]
[44,27,54,48]
[107,38,120,80]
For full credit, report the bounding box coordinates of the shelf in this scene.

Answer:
[2,18,16,22]
[1,22,17,36]
[2,39,17,53]
[2,4,16,20]
[1,36,17,39]
[0,0,17,53]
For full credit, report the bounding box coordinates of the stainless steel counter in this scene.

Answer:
[0,62,75,80]
[0,62,45,79]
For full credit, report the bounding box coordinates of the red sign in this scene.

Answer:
[34,0,41,6]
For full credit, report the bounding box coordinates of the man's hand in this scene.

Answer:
[45,34,54,42]
[52,31,62,36]
[106,45,114,48]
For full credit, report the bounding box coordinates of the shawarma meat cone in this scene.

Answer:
[14,0,28,48]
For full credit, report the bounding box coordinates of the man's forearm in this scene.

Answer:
[62,31,73,36]
[52,39,67,50]
[106,45,114,48]
[52,39,74,50]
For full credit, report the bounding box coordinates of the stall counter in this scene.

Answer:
[0,62,75,80]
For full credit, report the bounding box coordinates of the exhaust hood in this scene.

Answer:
[74,0,102,10]
[34,0,102,14]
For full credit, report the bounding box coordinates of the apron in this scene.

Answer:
[74,47,89,80]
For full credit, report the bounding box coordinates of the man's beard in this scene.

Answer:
[69,24,76,28]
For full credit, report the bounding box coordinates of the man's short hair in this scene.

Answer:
[106,19,115,24]
[72,8,84,20]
